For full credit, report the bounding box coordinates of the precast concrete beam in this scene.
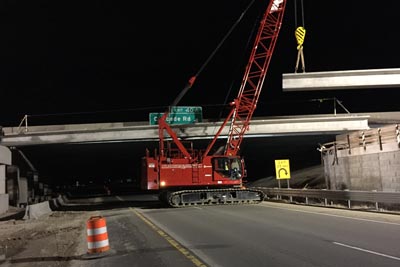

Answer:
[282,68,400,91]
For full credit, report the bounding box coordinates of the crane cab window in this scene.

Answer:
[213,157,242,180]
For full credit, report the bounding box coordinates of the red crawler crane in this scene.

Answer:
[141,0,287,207]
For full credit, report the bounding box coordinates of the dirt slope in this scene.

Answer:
[247,165,326,189]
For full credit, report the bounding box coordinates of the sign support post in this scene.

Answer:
[274,159,291,201]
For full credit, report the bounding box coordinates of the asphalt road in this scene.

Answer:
[138,201,400,267]
[2,194,399,267]
[67,195,400,267]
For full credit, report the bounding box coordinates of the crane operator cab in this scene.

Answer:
[213,157,245,180]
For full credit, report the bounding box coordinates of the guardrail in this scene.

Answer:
[255,187,400,212]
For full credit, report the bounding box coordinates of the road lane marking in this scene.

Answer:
[333,242,400,261]
[261,203,400,226]
[130,208,208,267]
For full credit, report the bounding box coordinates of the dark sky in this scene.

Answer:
[2,1,400,127]
[4,1,400,185]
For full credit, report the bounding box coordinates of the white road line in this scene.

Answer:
[261,203,400,226]
[333,242,400,261]
[116,196,124,201]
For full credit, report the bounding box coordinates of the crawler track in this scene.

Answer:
[162,188,265,208]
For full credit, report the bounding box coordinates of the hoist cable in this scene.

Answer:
[294,0,306,73]
[301,0,305,27]
[193,0,257,80]
[170,0,257,108]
[294,0,305,27]
[294,0,298,27]
[218,8,260,120]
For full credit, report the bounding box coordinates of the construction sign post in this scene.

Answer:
[275,159,291,189]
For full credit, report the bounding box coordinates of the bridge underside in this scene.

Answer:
[282,68,400,91]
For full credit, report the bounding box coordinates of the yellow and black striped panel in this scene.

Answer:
[295,26,306,49]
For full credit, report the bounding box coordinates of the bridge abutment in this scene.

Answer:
[322,124,400,192]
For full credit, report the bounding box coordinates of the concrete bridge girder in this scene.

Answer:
[282,68,400,91]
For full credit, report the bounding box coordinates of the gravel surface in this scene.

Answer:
[0,209,98,267]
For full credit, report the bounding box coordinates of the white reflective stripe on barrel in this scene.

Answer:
[87,226,107,236]
[87,239,110,249]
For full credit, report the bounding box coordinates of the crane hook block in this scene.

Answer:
[295,26,306,50]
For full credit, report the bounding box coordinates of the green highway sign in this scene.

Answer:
[169,106,202,113]
[149,106,203,125]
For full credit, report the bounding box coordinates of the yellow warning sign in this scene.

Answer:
[275,159,291,179]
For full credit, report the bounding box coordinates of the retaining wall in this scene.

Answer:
[322,124,400,192]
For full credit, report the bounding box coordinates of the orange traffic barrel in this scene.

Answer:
[86,216,110,254]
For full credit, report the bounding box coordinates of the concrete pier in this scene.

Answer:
[0,146,11,214]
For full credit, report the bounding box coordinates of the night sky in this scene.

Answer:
[2,1,400,127]
[3,1,400,185]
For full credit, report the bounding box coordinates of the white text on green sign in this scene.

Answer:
[149,106,203,125]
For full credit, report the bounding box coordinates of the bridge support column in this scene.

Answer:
[0,146,11,214]
[0,165,5,194]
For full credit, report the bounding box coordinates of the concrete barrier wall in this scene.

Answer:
[22,195,67,219]
[23,200,52,220]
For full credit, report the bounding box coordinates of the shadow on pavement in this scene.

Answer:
[0,208,26,221]
[51,191,171,212]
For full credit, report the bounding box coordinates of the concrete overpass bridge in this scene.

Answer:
[0,114,372,147]
[0,112,376,213]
